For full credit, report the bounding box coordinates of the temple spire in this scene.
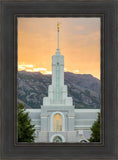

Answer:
[56,22,60,55]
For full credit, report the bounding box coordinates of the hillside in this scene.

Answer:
[17,71,100,109]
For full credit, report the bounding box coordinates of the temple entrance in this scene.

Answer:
[53,136,62,143]
[80,140,88,143]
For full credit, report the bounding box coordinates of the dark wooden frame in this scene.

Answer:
[0,0,118,159]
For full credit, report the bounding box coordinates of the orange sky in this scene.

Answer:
[18,18,100,79]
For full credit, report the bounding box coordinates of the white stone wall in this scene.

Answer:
[40,105,75,132]
[43,50,73,106]
[25,109,100,143]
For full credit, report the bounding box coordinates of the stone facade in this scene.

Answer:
[26,109,100,143]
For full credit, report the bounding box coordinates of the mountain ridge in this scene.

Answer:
[17,71,100,109]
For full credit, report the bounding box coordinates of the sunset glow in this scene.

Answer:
[18,64,81,75]
[18,64,51,74]
[18,18,100,79]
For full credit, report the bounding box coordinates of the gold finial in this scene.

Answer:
[57,22,60,31]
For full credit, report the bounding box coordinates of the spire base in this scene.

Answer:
[56,49,60,55]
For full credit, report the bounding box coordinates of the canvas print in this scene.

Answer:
[17,18,101,143]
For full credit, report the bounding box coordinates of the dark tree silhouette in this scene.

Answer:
[18,103,35,142]
[89,112,100,142]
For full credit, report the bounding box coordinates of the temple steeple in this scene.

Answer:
[43,23,73,106]
[56,22,60,55]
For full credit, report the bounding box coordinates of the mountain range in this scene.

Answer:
[17,71,100,109]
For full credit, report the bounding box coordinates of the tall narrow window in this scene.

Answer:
[56,63,60,101]
[53,114,62,131]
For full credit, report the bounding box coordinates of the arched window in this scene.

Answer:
[80,140,87,143]
[53,136,62,143]
[53,113,62,131]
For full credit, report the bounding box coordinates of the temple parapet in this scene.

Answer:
[43,96,73,106]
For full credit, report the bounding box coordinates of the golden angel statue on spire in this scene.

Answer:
[57,22,60,31]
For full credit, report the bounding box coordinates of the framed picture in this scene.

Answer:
[17,17,102,144]
[0,0,117,159]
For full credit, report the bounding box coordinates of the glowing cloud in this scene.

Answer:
[73,70,79,74]
[26,69,32,72]
[46,71,52,74]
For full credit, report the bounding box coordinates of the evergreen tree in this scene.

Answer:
[18,103,35,142]
[89,112,100,142]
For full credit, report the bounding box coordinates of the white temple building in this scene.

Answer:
[26,23,100,143]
